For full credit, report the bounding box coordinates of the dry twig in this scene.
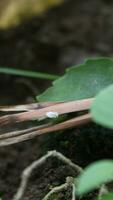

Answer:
[0,101,61,112]
[0,98,93,125]
[0,113,91,146]
[0,123,51,140]
[0,98,93,146]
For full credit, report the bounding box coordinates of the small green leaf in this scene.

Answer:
[91,84,113,129]
[100,193,113,200]
[38,58,113,101]
[77,160,113,196]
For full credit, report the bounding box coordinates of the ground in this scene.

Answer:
[0,0,113,199]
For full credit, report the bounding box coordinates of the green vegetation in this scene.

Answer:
[77,160,113,196]
[1,57,113,199]
[38,58,113,101]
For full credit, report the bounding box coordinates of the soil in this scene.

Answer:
[0,0,113,199]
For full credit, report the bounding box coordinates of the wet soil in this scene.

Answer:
[0,0,113,199]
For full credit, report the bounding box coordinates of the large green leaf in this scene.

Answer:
[91,84,113,129]
[77,160,113,196]
[100,193,113,200]
[37,58,113,102]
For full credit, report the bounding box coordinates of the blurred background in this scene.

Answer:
[0,0,112,104]
[0,1,113,200]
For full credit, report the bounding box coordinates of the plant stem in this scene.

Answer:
[0,67,59,80]
[0,113,91,146]
[0,98,93,125]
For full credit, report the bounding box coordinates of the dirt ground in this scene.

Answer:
[0,0,113,199]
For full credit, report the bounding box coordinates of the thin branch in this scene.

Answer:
[13,150,82,200]
[0,123,51,140]
[0,102,61,112]
[0,113,91,146]
[0,98,93,125]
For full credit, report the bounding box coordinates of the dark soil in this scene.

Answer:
[0,0,113,199]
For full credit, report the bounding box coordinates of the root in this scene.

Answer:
[13,150,82,200]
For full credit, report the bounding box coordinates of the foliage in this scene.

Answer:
[76,160,113,196]
[2,57,113,198]
[91,84,113,129]
[37,57,113,198]
[38,58,113,101]
[100,193,113,200]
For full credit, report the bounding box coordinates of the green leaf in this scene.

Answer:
[99,193,113,200]
[77,160,113,196]
[91,84,113,129]
[37,58,113,101]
